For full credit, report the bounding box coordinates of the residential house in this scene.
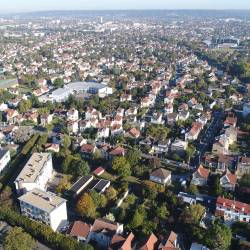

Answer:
[237,157,250,178]
[171,139,188,156]
[165,103,173,114]
[81,144,96,159]
[120,93,132,102]
[191,165,210,186]
[108,146,126,160]
[126,128,140,139]
[5,109,19,124]
[167,113,179,126]
[188,97,198,107]
[111,124,124,136]
[150,168,171,186]
[178,111,190,121]
[67,221,91,242]
[217,154,235,173]
[67,120,79,134]
[138,233,158,250]
[215,197,250,223]
[45,143,60,153]
[185,122,203,141]
[220,170,237,191]
[158,231,180,250]
[40,114,53,126]
[88,218,124,248]
[109,232,134,250]
[152,139,170,155]
[125,107,137,117]
[151,112,164,125]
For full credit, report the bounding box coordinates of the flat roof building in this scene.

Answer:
[18,188,67,231]
[14,153,53,194]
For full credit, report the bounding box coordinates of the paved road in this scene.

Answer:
[190,111,224,168]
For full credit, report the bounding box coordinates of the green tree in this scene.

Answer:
[75,161,90,177]
[156,205,169,220]
[112,156,131,177]
[3,227,35,250]
[18,99,32,113]
[129,209,144,229]
[53,78,64,88]
[126,147,141,167]
[76,193,96,218]
[90,190,107,208]
[187,184,199,195]
[206,222,232,250]
[181,204,205,225]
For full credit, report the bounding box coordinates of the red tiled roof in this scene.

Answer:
[109,146,125,156]
[91,218,119,233]
[197,165,210,179]
[164,231,178,249]
[93,167,105,176]
[68,221,90,239]
[138,233,158,250]
[216,197,250,214]
[120,232,134,250]
[225,171,237,185]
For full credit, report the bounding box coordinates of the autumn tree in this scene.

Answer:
[105,187,118,201]
[76,193,96,218]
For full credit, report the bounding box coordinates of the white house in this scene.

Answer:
[18,188,67,231]
[14,153,53,194]
[88,218,123,248]
[0,149,11,173]
[215,197,250,223]
[150,168,171,186]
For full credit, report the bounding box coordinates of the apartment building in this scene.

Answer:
[18,188,67,231]
[14,153,53,194]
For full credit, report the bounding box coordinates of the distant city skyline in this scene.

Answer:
[1,0,250,13]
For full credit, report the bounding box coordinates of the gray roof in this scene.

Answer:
[18,188,66,213]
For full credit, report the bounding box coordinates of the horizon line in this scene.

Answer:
[1,8,250,15]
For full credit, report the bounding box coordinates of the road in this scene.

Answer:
[190,111,224,168]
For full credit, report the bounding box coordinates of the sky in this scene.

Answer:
[1,0,250,13]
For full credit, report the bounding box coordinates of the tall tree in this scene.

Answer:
[112,156,131,177]
[3,227,35,250]
[206,222,232,250]
[76,193,96,218]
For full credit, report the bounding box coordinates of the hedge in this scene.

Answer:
[0,206,93,250]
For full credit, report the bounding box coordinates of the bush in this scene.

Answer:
[0,206,93,250]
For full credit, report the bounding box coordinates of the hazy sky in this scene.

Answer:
[1,0,250,13]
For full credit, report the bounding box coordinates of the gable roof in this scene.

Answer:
[196,165,210,179]
[67,221,90,239]
[138,233,158,250]
[91,218,120,233]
